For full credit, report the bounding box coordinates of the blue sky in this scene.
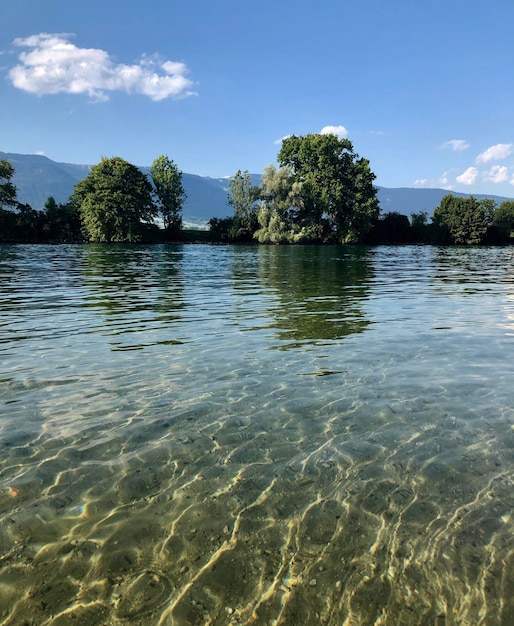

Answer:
[2,0,514,196]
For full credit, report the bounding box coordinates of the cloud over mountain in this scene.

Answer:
[8,33,197,102]
[456,167,479,185]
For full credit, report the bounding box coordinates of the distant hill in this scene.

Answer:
[2,152,513,226]
[1,152,89,210]
[0,152,233,224]
[375,187,513,216]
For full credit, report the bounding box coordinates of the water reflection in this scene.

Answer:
[256,246,374,348]
[81,245,186,350]
[431,245,514,293]
[83,244,184,315]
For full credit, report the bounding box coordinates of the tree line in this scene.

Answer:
[213,134,514,245]
[211,134,380,244]
[366,195,514,245]
[2,135,514,245]
[0,155,185,243]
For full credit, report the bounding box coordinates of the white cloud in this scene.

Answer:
[320,125,348,139]
[456,166,479,185]
[273,135,291,145]
[476,143,512,164]
[438,172,454,189]
[273,126,348,145]
[274,125,348,144]
[413,172,454,189]
[442,139,469,151]
[485,165,509,183]
[33,150,45,156]
[9,33,197,102]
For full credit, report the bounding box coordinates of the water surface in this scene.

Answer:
[1,244,514,625]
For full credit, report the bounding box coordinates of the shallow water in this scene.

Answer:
[1,243,514,625]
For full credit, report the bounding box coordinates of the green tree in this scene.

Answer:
[367,211,412,244]
[13,203,45,242]
[492,200,514,242]
[0,208,17,242]
[227,169,260,240]
[432,194,487,245]
[277,134,379,243]
[254,164,312,243]
[410,211,431,243]
[208,216,236,242]
[43,196,83,242]
[0,159,18,208]
[70,157,157,243]
[478,198,497,225]
[149,155,186,236]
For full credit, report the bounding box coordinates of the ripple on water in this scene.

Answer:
[2,244,514,625]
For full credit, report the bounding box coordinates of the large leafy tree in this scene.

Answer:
[259,165,303,223]
[70,157,157,243]
[0,159,19,242]
[478,198,497,225]
[43,196,83,242]
[277,134,379,243]
[0,159,18,208]
[227,169,260,240]
[432,194,487,245]
[149,155,186,236]
[492,200,514,242]
[254,164,309,243]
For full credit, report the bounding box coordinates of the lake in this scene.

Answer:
[1,243,514,625]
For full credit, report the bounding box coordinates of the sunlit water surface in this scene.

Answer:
[1,244,514,626]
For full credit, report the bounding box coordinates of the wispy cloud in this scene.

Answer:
[273,135,291,145]
[438,171,455,189]
[476,143,512,164]
[320,125,348,139]
[442,139,469,152]
[8,33,197,102]
[413,173,453,190]
[274,125,348,144]
[485,165,509,184]
[456,166,479,185]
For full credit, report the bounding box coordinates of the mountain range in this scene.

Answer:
[2,152,513,226]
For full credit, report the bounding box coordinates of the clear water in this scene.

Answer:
[1,243,514,625]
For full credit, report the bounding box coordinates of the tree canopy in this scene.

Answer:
[227,169,260,240]
[432,194,488,245]
[254,164,308,243]
[218,134,380,244]
[277,134,380,243]
[70,157,157,243]
[43,196,83,243]
[149,155,186,236]
[0,159,18,209]
[491,200,514,242]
